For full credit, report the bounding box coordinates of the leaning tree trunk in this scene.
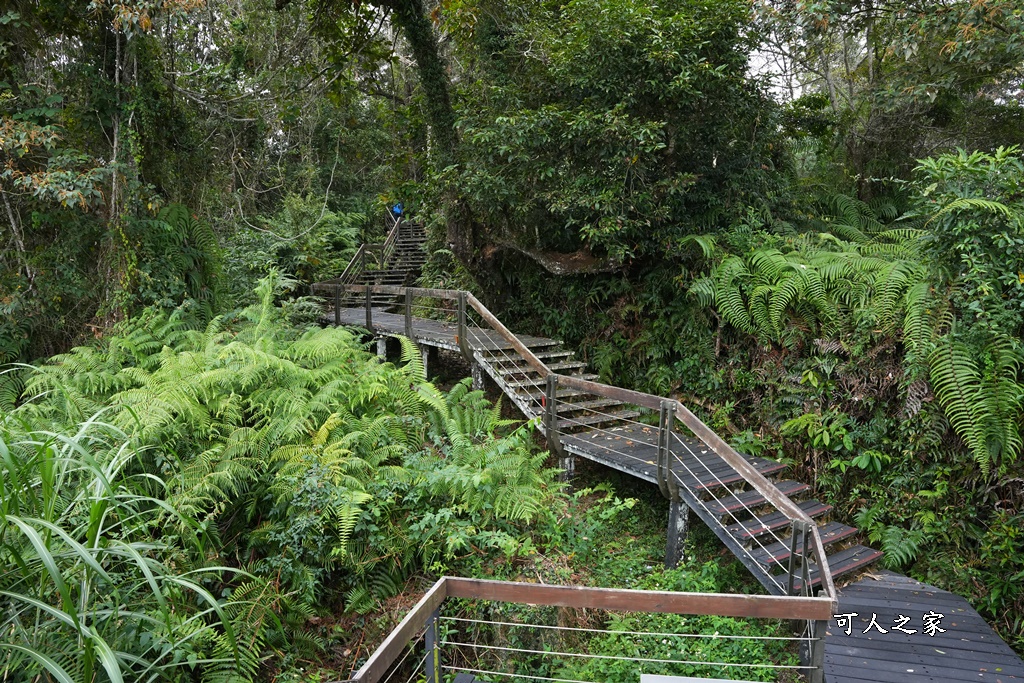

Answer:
[384,0,486,277]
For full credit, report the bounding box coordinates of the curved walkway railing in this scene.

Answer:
[310,283,837,607]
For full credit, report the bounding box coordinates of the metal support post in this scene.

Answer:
[656,401,676,500]
[405,288,413,338]
[365,286,372,330]
[421,345,437,378]
[787,520,812,596]
[545,374,565,449]
[457,292,472,362]
[424,608,441,683]
[808,618,826,683]
[665,500,688,569]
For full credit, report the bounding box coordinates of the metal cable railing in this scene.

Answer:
[547,409,793,590]
[349,578,831,683]
[313,282,838,605]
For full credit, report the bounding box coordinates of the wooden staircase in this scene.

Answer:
[469,332,882,595]
[314,216,428,308]
[359,222,427,302]
[312,244,883,595]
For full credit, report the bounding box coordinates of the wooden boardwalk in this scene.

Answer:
[828,571,1024,681]
[324,300,1024,682]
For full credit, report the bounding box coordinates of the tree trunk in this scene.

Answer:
[383,0,485,278]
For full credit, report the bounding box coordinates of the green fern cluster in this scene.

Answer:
[928,334,1023,477]
[691,197,927,348]
[693,187,1024,478]
[10,272,559,664]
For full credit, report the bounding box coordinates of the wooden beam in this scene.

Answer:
[351,578,449,683]
[445,577,833,620]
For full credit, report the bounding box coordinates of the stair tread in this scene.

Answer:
[774,544,883,590]
[524,387,596,402]
[555,397,628,414]
[556,409,643,431]
[703,480,811,516]
[506,373,600,389]
[723,500,832,541]
[748,521,860,566]
[482,348,572,362]
[495,360,588,375]
[681,459,788,493]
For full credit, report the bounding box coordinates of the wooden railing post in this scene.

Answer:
[457,292,472,361]
[545,374,566,459]
[404,288,413,338]
[365,286,373,330]
[334,285,341,326]
[423,607,441,683]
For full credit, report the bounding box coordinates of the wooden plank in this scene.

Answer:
[445,577,834,620]
[556,374,666,411]
[704,480,811,516]
[352,578,448,683]
[835,592,981,614]
[825,637,1024,665]
[825,663,1023,683]
[825,651,1023,678]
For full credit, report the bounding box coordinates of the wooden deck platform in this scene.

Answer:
[826,571,1024,682]
[333,307,556,352]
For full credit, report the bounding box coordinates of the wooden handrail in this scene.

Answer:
[465,293,550,377]
[381,217,401,266]
[445,577,833,620]
[672,403,812,525]
[319,283,838,602]
[338,244,367,285]
[352,577,448,683]
[349,576,832,683]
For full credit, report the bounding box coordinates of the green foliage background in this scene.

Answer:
[3,0,1024,675]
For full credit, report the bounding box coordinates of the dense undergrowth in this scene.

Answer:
[499,148,1024,653]
[0,274,551,680]
[0,273,801,680]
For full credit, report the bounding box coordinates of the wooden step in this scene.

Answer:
[555,397,628,415]
[480,347,573,363]
[522,386,597,403]
[702,480,811,516]
[494,360,589,376]
[723,500,832,542]
[505,373,600,389]
[748,521,860,567]
[775,544,883,591]
[557,409,642,431]
[676,457,788,494]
